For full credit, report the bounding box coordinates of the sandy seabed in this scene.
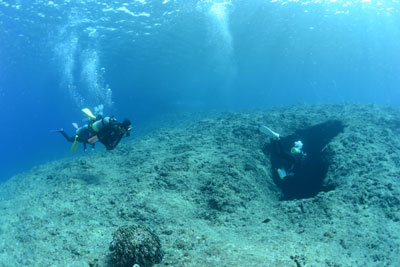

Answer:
[0,103,399,267]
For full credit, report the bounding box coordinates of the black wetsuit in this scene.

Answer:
[97,118,127,150]
[274,139,305,176]
[59,126,95,151]
[59,117,129,151]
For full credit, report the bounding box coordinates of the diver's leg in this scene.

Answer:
[58,129,75,142]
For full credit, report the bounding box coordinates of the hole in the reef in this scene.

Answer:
[266,120,345,201]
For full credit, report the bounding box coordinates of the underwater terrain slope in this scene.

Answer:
[0,103,399,266]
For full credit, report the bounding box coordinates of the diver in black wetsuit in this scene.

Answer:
[55,108,132,152]
[96,117,132,150]
[259,124,307,179]
[274,138,306,179]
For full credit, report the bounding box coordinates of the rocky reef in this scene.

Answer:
[0,103,399,266]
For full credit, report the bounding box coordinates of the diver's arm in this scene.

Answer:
[106,134,123,150]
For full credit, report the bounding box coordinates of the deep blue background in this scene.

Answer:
[1,0,399,182]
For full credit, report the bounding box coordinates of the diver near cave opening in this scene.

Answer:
[259,124,307,179]
[55,105,132,152]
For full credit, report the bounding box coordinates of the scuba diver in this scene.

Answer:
[259,124,307,179]
[55,106,132,152]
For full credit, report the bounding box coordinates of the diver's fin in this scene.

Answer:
[70,136,79,152]
[259,124,280,139]
[277,168,287,179]
[81,108,96,120]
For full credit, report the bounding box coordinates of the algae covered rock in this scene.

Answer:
[109,225,163,267]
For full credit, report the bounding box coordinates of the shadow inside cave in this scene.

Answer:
[265,120,345,201]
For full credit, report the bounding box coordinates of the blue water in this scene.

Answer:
[0,0,399,182]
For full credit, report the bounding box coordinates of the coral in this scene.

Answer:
[109,225,163,267]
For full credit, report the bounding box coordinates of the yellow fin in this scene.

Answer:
[81,108,96,120]
[70,136,79,152]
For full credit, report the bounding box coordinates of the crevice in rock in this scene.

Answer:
[267,120,345,200]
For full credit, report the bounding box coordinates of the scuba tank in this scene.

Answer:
[81,107,109,133]
[76,125,89,135]
[92,117,112,132]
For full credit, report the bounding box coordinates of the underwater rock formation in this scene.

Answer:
[269,119,345,200]
[0,103,399,266]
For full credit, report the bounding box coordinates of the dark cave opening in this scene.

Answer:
[266,120,345,200]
